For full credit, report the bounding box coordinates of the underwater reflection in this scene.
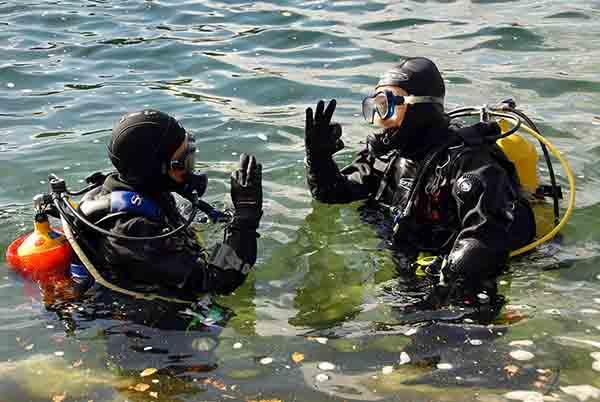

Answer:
[13,272,258,402]
[269,202,557,401]
[262,199,510,332]
[259,202,382,332]
[40,279,231,368]
[299,321,559,402]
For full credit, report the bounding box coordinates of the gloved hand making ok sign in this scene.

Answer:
[305,99,344,164]
[230,153,263,231]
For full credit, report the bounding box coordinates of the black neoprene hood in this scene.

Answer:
[108,109,186,189]
[376,57,445,99]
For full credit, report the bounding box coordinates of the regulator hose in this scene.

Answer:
[59,210,194,304]
[504,121,576,257]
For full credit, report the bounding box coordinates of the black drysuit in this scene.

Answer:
[78,174,257,295]
[306,122,536,283]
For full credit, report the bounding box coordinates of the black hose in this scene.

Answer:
[487,111,522,139]
[66,182,102,197]
[509,109,560,226]
[57,193,199,241]
[447,109,522,140]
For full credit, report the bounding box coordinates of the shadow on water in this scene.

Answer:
[0,176,589,402]
[244,203,563,400]
[0,198,562,402]
[0,269,258,401]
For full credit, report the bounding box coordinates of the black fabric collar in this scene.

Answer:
[368,118,452,161]
[101,173,167,202]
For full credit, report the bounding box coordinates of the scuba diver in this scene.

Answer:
[304,57,537,301]
[72,109,263,296]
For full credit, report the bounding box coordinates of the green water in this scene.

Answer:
[1,1,600,401]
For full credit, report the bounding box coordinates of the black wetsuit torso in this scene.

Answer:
[78,174,258,295]
[306,122,536,283]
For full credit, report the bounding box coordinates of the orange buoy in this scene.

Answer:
[5,213,72,281]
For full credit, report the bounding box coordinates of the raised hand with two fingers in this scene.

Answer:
[305,99,344,163]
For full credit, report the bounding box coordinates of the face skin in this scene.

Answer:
[167,135,189,184]
[372,85,408,129]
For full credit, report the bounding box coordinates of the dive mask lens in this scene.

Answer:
[184,136,196,172]
[362,91,403,124]
[362,96,376,124]
[375,92,390,118]
[171,135,197,172]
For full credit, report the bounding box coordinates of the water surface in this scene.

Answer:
[1,1,600,401]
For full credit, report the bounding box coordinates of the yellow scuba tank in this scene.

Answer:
[496,119,540,194]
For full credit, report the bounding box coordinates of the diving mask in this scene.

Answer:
[361,90,444,124]
[170,134,197,173]
[170,134,208,199]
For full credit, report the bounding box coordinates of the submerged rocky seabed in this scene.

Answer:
[1,0,600,401]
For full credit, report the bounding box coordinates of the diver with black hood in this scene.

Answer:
[304,57,536,299]
[77,109,263,295]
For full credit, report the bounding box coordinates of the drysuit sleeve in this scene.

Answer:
[443,149,530,284]
[305,149,380,203]
[101,217,254,295]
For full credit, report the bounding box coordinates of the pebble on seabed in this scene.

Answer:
[436,363,453,370]
[510,350,535,361]
[233,342,243,349]
[469,339,483,346]
[509,340,534,347]
[504,390,544,402]
[382,366,394,375]
[318,362,335,371]
[259,357,273,365]
[316,373,329,382]
[560,385,600,401]
[404,328,417,336]
[399,352,411,365]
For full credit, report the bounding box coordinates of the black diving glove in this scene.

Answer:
[230,153,263,231]
[305,99,344,164]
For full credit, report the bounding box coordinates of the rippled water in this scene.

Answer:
[1,1,600,401]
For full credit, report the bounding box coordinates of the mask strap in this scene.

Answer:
[402,95,444,106]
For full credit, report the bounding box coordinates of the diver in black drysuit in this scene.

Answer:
[304,57,536,299]
[77,109,263,296]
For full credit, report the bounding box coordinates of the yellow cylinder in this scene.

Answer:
[496,119,540,194]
